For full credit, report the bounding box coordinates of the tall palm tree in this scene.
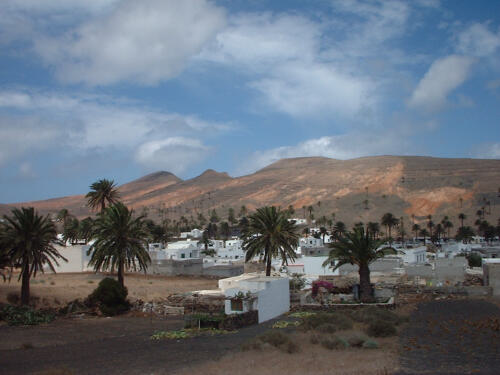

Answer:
[241,206,299,276]
[78,217,94,244]
[366,222,380,240]
[419,228,430,244]
[381,213,399,240]
[88,203,150,288]
[333,221,346,240]
[323,227,395,302]
[458,213,466,229]
[86,179,120,212]
[412,223,420,242]
[0,207,67,305]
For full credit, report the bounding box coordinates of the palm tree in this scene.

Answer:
[63,217,80,244]
[323,227,395,302]
[333,221,346,240]
[56,208,72,227]
[0,207,67,305]
[412,223,420,242]
[427,215,434,238]
[458,213,466,229]
[241,206,299,276]
[86,179,120,212]
[319,227,328,243]
[381,213,399,241]
[419,228,429,244]
[198,230,213,255]
[366,222,380,240]
[88,203,150,288]
[78,217,94,244]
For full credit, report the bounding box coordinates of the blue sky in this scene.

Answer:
[1,0,499,203]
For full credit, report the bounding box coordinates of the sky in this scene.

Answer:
[1,0,500,203]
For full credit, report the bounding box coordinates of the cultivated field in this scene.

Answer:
[0,272,219,307]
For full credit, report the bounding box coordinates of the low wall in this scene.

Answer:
[202,265,244,278]
[483,263,500,296]
[147,258,203,276]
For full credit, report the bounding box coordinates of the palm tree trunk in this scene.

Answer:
[21,266,30,305]
[118,261,124,288]
[358,263,373,302]
[265,250,272,276]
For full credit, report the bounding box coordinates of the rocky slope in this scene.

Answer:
[2,156,500,227]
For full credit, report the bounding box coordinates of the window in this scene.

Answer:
[181,253,185,259]
[231,299,243,311]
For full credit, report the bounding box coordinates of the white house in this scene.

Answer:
[216,239,245,260]
[396,246,427,264]
[180,228,203,239]
[286,256,340,276]
[158,240,200,260]
[300,236,323,248]
[289,218,307,225]
[45,244,93,273]
[219,274,290,323]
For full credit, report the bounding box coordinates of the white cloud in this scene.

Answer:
[408,55,474,111]
[17,162,36,179]
[456,23,500,57]
[238,131,411,175]
[34,0,226,85]
[250,62,374,118]
[0,89,225,167]
[135,137,211,174]
[474,143,500,159]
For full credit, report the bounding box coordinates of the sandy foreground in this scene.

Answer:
[0,272,219,307]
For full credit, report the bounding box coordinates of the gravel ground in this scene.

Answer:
[0,314,278,375]
[397,299,500,375]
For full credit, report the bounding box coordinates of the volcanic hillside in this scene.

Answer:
[2,156,500,228]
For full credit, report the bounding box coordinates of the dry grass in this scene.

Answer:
[0,272,218,307]
[173,331,399,375]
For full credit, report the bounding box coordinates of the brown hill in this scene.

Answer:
[2,156,500,228]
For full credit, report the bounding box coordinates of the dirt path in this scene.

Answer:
[398,299,500,375]
[0,315,276,375]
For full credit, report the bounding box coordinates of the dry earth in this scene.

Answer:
[3,156,500,228]
[0,273,218,307]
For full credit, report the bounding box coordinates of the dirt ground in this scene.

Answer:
[0,272,219,307]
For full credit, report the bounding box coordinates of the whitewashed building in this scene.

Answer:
[300,236,324,248]
[219,274,290,323]
[216,239,245,260]
[180,228,203,239]
[153,240,200,260]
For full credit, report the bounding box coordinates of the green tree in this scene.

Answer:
[88,203,150,288]
[209,209,220,224]
[242,206,299,276]
[323,227,395,302]
[79,217,94,244]
[367,222,380,240]
[412,223,420,242]
[381,213,399,240]
[456,226,475,243]
[86,179,120,212]
[0,207,67,305]
[419,228,429,244]
[63,217,80,245]
[220,221,231,240]
[333,221,346,240]
[198,230,213,255]
[238,205,248,218]
[227,208,237,226]
[458,213,466,229]
[56,208,72,227]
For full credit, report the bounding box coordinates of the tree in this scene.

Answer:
[381,213,399,240]
[88,203,150,288]
[242,206,299,276]
[0,207,67,305]
[220,221,231,240]
[209,209,220,224]
[323,227,395,302]
[458,213,466,229]
[412,223,420,242]
[198,230,213,255]
[456,226,474,243]
[366,222,380,240]
[238,205,248,218]
[227,208,237,226]
[333,221,346,240]
[86,179,120,212]
[56,208,72,227]
[319,227,328,243]
[419,228,429,244]
[79,217,94,244]
[63,217,80,245]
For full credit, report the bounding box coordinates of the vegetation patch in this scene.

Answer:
[86,278,130,316]
[300,312,353,331]
[321,336,349,350]
[151,328,235,340]
[272,320,300,329]
[366,320,397,337]
[0,304,55,326]
[255,330,300,353]
[289,311,316,319]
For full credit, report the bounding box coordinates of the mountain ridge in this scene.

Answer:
[2,155,500,227]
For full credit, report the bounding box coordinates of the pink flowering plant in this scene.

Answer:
[311,280,334,297]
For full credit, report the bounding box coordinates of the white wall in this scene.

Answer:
[48,245,91,273]
[287,256,339,276]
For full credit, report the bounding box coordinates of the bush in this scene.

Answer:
[289,274,306,291]
[301,312,353,331]
[86,278,130,316]
[254,330,300,354]
[467,253,482,268]
[366,320,397,337]
[0,304,55,326]
[362,339,379,349]
[350,307,405,326]
[343,332,369,347]
[316,323,338,334]
[321,336,349,350]
[312,280,334,297]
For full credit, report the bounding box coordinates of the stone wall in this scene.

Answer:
[147,258,203,276]
[202,265,244,278]
[483,262,500,296]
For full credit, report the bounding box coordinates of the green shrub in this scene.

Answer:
[362,339,379,349]
[321,336,349,350]
[255,330,300,354]
[301,312,353,331]
[289,274,306,291]
[0,304,55,326]
[343,332,369,347]
[366,320,397,337]
[86,278,130,316]
[467,253,482,268]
